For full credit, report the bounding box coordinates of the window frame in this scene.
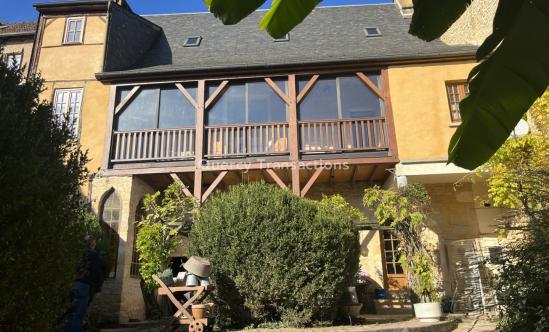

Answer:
[183,36,202,47]
[298,73,384,121]
[445,80,469,124]
[52,87,84,135]
[4,51,23,70]
[63,16,85,45]
[115,85,198,131]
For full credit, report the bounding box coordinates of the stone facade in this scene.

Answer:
[88,175,155,324]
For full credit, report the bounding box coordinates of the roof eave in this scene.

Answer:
[0,31,36,38]
[95,52,477,83]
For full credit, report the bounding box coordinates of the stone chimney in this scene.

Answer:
[395,0,414,16]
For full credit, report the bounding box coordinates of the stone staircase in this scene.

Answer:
[374,290,413,315]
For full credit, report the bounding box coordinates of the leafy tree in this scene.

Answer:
[189,183,359,327]
[136,182,196,290]
[363,184,439,302]
[202,0,549,170]
[480,91,549,331]
[0,51,90,331]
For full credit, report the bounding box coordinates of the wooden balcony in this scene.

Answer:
[111,128,195,162]
[299,118,387,153]
[205,122,289,158]
[110,117,389,163]
[102,69,399,200]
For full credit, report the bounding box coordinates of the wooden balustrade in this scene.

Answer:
[110,118,388,163]
[111,128,195,162]
[299,118,388,153]
[205,123,289,157]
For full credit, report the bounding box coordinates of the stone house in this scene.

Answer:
[26,0,505,323]
[0,21,36,74]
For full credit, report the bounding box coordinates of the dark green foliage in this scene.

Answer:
[0,52,90,331]
[495,171,549,332]
[188,182,359,327]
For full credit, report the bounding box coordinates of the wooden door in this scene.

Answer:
[381,230,408,290]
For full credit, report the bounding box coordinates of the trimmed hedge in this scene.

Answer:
[188,182,359,327]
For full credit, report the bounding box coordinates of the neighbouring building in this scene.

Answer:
[0,21,36,74]
[27,0,507,323]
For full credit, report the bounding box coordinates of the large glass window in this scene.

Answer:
[207,83,245,125]
[116,88,158,131]
[339,75,382,118]
[298,77,338,120]
[207,79,287,126]
[159,87,196,128]
[115,84,197,130]
[298,72,382,121]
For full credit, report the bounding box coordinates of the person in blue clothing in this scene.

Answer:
[63,235,104,332]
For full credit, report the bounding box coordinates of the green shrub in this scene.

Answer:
[0,51,89,331]
[188,182,359,327]
[136,182,196,291]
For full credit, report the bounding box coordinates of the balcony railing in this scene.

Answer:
[299,118,388,153]
[205,122,289,158]
[111,128,195,162]
[110,118,388,164]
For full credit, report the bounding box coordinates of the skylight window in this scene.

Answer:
[184,36,202,47]
[273,33,290,42]
[364,27,382,37]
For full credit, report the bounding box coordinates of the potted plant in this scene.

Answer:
[364,184,442,322]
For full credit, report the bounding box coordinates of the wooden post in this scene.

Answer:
[194,80,205,202]
[381,69,399,159]
[288,74,300,196]
[101,85,117,173]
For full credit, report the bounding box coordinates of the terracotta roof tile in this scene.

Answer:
[0,22,37,36]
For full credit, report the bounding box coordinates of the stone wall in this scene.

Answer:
[88,175,154,324]
[440,0,498,46]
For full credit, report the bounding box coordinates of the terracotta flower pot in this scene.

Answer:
[192,304,208,319]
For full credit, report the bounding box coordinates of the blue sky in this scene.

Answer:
[0,0,391,23]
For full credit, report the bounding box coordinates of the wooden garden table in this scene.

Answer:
[153,275,214,332]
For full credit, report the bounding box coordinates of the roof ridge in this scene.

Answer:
[141,2,395,17]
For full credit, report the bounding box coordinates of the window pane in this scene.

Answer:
[340,76,382,118]
[207,83,245,125]
[159,86,196,128]
[387,264,395,274]
[298,77,338,120]
[247,81,287,123]
[116,88,158,130]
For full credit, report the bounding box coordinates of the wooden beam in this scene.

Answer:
[368,165,379,183]
[296,74,319,104]
[288,74,300,196]
[101,85,117,172]
[381,69,399,160]
[204,80,229,110]
[265,169,287,189]
[264,77,290,104]
[202,171,228,203]
[301,167,324,197]
[175,83,198,109]
[194,80,206,201]
[170,173,193,198]
[114,85,140,115]
[351,165,359,185]
[356,72,384,100]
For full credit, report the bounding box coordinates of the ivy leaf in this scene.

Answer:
[409,0,473,42]
[206,0,266,25]
[448,0,549,169]
[259,0,321,39]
